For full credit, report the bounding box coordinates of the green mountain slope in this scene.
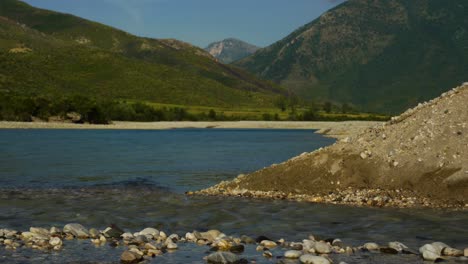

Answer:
[0,0,282,108]
[205,38,259,64]
[234,0,468,113]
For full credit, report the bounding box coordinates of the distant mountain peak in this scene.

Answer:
[205,38,259,64]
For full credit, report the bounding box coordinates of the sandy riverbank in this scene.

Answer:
[0,121,381,139]
[195,85,468,208]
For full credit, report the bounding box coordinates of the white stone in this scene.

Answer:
[363,242,379,251]
[314,241,332,254]
[166,241,178,250]
[284,250,302,259]
[63,223,89,238]
[185,232,196,241]
[260,240,277,249]
[139,228,159,237]
[299,254,331,264]
[419,244,441,261]
[49,237,62,247]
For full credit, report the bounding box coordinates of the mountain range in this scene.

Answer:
[235,0,468,113]
[205,38,259,64]
[0,0,282,108]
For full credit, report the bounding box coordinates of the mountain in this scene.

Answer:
[205,38,259,64]
[0,0,283,108]
[234,0,468,113]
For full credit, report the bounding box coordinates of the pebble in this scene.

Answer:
[442,247,464,257]
[139,227,159,237]
[120,250,142,264]
[29,227,49,236]
[240,235,255,244]
[200,230,222,241]
[89,228,100,238]
[147,248,162,256]
[49,237,62,247]
[314,241,332,254]
[419,244,441,261]
[49,227,61,235]
[121,232,134,240]
[431,241,450,254]
[284,250,302,259]
[166,241,178,250]
[262,250,273,258]
[103,225,124,238]
[229,244,244,253]
[206,251,239,264]
[260,240,277,249]
[299,254,331,264]
[185,232,196,241]
[363,242,379,251]
[388,241,408,252]
[63,223,89,238]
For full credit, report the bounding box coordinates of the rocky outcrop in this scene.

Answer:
[196,84,468,207]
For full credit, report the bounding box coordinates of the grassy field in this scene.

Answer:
[144,101,390,121]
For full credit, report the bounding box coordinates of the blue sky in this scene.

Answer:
[23,0,345,48]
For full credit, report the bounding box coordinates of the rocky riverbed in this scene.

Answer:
[194,84,468,208]
[1,223,467,263]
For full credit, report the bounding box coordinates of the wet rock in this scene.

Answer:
[442,247,463,257]
[147,249,162,257]
[240,235,255,244]
[380,247,398,254]
[431,242,450,255]
[314,241,332,254]
[135,235,148,244]
[139,228,159,238]
[30,227,49,236]
[419,244,442,261]
[121,233,133,240]
[260,240,277,249]
[299,254,331,264]
[290,242,303,250]
[363,242,379,251]
[166,240,178,250]
[185,232,197,241]
[20,232,36,240]
[284,250,302,259]
[168,233,180,242]
[214,239,232,250]
[263,250,273,258]
[50,227,61,235]
[332,238,343,247]
[388,241,408,252]
[121,250,142,263]
[207,251,239,264]
[129,247,144,256]
[103,224,124,238]
[229,244,244,253]
[201,230,222,241]
[49,237,62,247]
[89,228,100,238]
[63,223,89,238]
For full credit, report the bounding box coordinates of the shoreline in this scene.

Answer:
[0,120,381,139]
[2,223,467,263]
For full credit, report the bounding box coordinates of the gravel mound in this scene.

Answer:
[197,84,468,207]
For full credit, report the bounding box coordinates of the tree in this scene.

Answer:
[208,109,217,120]
[274,96,287,112]
[323,101,332,113]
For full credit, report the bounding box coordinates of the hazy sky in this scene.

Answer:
[23,0,345,48]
